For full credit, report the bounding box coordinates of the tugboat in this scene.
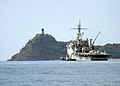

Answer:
[65,20,110,61]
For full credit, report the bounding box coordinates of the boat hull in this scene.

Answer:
[90,54,109,61]
[66,53,109,61]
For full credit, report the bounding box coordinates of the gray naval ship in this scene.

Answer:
[62,20,110,61]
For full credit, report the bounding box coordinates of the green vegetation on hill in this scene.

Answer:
[8,32,120,61]
[99,43,120,58]
[9,33,67,61]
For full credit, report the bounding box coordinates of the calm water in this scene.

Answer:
[0,61,120,86]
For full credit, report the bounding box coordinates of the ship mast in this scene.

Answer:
[77,19,82,40]
[72,20,87,42]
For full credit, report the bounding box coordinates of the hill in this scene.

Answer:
[9,30,67,61]
[99,43,120,58]
[94,44,120,58]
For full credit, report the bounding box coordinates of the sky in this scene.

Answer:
[0,0,120,61]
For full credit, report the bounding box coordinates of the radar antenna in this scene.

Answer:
[71,19,88,40]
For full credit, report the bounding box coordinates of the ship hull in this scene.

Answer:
[90,54,109,61]
[66,53,109,61]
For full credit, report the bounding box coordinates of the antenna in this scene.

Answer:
[71,19,88,40]
[77,19,81,29]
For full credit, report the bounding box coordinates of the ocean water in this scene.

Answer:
[0,61,120,86]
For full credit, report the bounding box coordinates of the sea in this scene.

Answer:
[0,60,120,86]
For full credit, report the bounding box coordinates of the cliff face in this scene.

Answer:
[9,33,67,61]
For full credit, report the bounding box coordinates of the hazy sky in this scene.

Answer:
[0,0,120,61]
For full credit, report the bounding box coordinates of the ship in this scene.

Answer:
[63,20,110,61]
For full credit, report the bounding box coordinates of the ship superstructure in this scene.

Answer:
[65,20,110,61]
